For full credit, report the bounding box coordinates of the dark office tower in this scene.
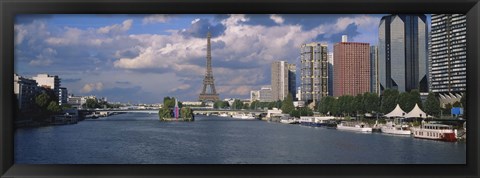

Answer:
[430,14,467,95]
[378,14,428,93]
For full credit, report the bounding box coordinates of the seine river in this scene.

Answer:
[15,113,466,164]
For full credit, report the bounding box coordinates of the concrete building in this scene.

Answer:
[32,74,61,96]
[430,14,466,97]
[250,90,260,102]
[370,46,380,95]
[300,42,329,105]
[333,37,370,96]
[250,86,273,102]
[378,14,428,93]
[271,61,296,101]
[14,74,39,111]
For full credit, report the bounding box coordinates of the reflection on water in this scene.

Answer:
[15,113,466,164]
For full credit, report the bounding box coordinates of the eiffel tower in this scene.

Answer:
[199,31,219,102]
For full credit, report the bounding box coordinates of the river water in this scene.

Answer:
[14,113,466,164]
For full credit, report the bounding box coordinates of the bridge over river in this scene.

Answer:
[78,108,267,116]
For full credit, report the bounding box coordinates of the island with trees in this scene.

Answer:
[158,97,194,122]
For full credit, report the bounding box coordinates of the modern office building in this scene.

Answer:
[287,63,296,100]
[378,14,428,93]
[430,14,467,95]
[271,61,296,101]
[370,45,380,95]
[300,42,328,105]
[333,37,370,96]
[32,74,61,97]
[327,53,334,96]
[14,74,39,111]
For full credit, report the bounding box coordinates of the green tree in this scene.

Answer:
[318,96,335,115]
[452,101,461,107]
[250,100,259,110]
[232,99,243,109]
[363,92,380,114]
[180,107,193,119]
[289,110,300,118]
[443,103,453,116]
[35,93,51,109]
[423,92,441,117]
[85,98,100,108]
[242,103,250,110]
[298,107,314,116]
[281,93,295,114]
[158,108,172,120]
[354,94,365,115]
[461,93,466,108]
[47,101,62,114]
[381,89,399,114]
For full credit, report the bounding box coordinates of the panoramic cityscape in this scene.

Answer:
[14,14,466,164]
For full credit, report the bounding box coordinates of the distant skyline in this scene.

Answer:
[14,14,431,103]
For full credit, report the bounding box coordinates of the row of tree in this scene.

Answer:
[316,89,465,118]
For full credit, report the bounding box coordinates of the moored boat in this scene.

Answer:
[381,120,411,135]
[336,121,372,132]
[231,113,255,120]
[410,122,457,142]
[219,113,230,117]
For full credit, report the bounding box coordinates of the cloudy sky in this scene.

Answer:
[14,14,429,104]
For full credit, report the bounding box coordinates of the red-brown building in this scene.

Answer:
[333,41,370,97]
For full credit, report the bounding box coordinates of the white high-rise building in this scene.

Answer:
[33,74,61,96]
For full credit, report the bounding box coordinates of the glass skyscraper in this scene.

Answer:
[378,14,428,93]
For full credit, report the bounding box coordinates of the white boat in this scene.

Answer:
[219,113,230,117]
[410,122,457,142]
[381,120,411,135]
[231,113,255,120]
[337,121,372,132]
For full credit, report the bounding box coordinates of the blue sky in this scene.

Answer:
[14,14,430,104]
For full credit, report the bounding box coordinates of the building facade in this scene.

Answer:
[333,39,371,97]
[370,45,380,95]
[300,42,328,105]
[259,87,273,102]
[59,87,68,106]
[32,74,61,97]
[430,14,467,96]
[14,74,39,111]
[378,14,428,93]
[327,53,334,96]
[271,61,295,101]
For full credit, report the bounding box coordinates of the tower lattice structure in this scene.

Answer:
[199,31,220,102]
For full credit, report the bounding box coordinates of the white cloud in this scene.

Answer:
[191,18,200,24]
[142,15,170,25]
[270,14,284,24]
[16,14,382,102]
[81,82,104,93]
[97,19,133,34]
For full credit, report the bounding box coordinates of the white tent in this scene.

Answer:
[404,103,428,118]
[384,104,406,117]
